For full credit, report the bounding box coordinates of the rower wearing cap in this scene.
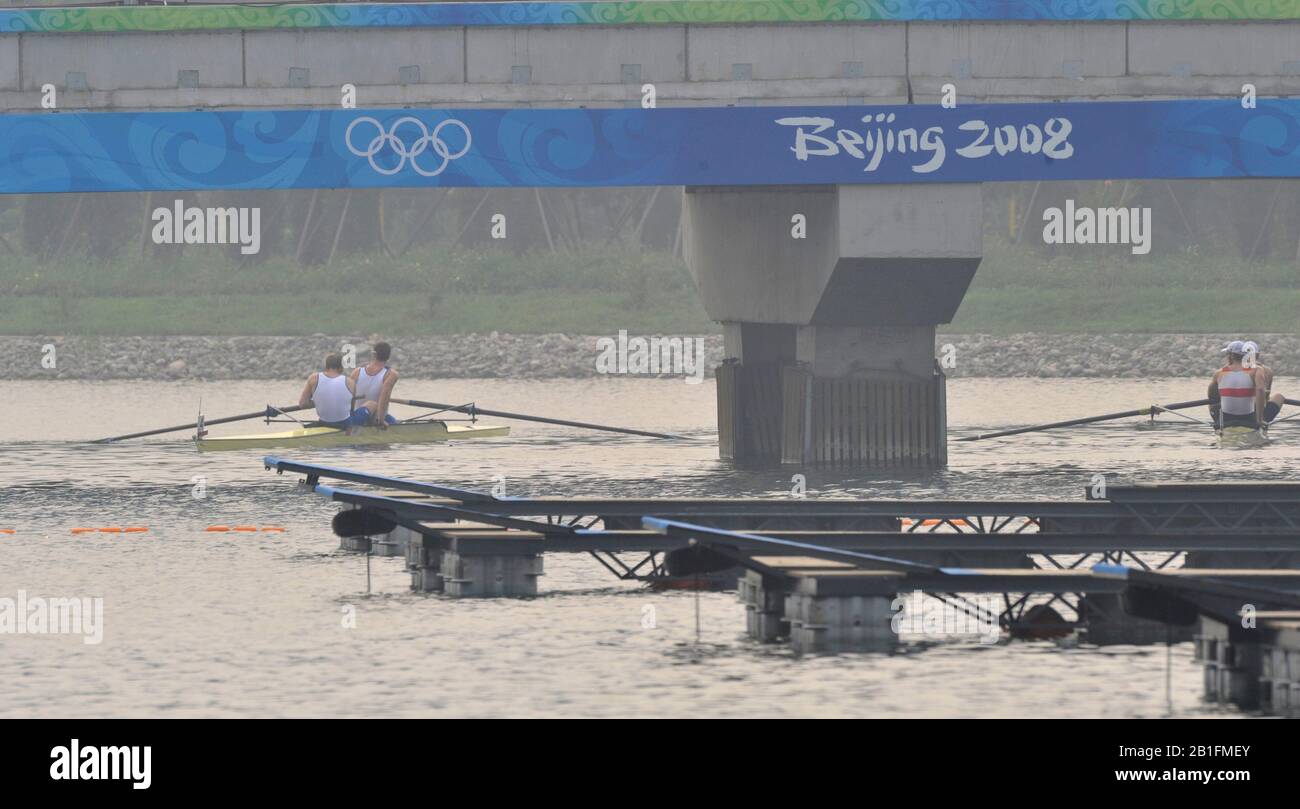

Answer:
[299,352,357,429]
[1208,340,1259,430]
[1242,340,1285,427]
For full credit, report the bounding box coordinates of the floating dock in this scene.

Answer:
[264,457,1300,716]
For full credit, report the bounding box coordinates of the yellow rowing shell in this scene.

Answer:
[196,421,509,452]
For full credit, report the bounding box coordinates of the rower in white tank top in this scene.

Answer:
[312,372,354,424]
[299,353,357,427]
[349,342,400,426]
[354,365,388,405]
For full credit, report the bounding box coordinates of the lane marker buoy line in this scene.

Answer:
[204,526,287,533]
[49,526,290,535]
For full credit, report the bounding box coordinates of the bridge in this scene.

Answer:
[4,1,1300,466]
[4,2,1300,110]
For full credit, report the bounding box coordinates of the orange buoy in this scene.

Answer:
[204,525,231,532]
[71,528,96,535]
[260,526,286,533]
[98,527,123,534]
[232,525,258,532]
[124,527,149,534]
[0,528,16,535]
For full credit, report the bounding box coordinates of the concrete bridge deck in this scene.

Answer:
[3,2,1300,111]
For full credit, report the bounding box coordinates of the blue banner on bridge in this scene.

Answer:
[2,100,1299,193]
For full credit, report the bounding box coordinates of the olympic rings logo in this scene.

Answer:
[344,116,472,177]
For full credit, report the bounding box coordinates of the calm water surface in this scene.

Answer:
[2,377,1295,717]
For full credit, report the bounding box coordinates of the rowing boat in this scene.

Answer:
[1217,425,1270,449]
[96,398,675,447]
[196,420,509,452]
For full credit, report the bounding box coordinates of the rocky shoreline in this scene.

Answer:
[1,333,1294,381]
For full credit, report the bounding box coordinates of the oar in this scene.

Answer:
[958,398,1211,442]
[94,404,309,443]
[391,398,686,440]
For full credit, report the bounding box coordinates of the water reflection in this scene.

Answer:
[0,377,1290,717]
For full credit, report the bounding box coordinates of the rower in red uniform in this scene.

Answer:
[1208,341,1255,429]
[1209,340,1270,432]
[1241,340,1285,428]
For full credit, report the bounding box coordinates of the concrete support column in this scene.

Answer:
[795,324,935,378]
[1197,615,1263,710]
[407,533,444,593]
[440,547,544,598]
[683,183,981,467]
[740,570,790,642]
[406,527,545,596]
[370,525,414,557]
[406,533,547,596]
[786,588,898,654]
[1261,639,1300,718]
[740,569,901,653]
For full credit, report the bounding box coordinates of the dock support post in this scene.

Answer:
[406,529,544,597]
[786,588,897,654]
[740,571,898,652]
[369,524,413,557]
[406,533,444,593]
[1195,615,1262,710]
[785,579,898,654]
[438,532,544,598]
[739,570,789,642]
[440,549,543,598]
[1260,636,1300,718]
[1196,614,1300,716]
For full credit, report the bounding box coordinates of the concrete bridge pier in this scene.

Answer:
[683,184,981,467]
